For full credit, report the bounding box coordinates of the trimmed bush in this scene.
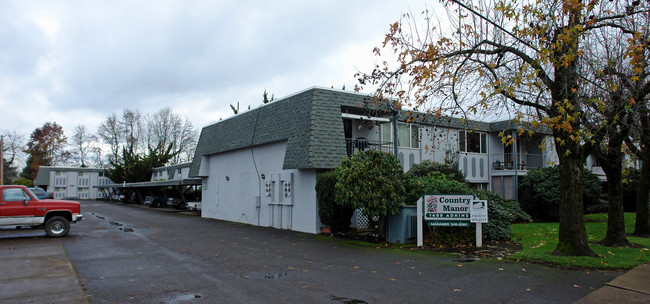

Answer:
[334,150,405,218]
[12,177,34,187]
[519,166,604,221]
[406,160,466,182]
[316,170,354,233]
[405,160,467,204]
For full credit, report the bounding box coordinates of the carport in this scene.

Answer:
[95,178,201,207]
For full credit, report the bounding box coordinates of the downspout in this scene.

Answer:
[512,130,518,203]
[393,109,399,159]
[251,107,262,226]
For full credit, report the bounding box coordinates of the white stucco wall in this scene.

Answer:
[45,169,107,200]
[200,141,320,234]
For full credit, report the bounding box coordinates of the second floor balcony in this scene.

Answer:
[491,153,544,171]
[346,138,394,157]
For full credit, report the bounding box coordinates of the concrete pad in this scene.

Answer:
[574,285,649,304]
[0,238,65,259]
[607,263,650,295]
[0,275,86,304]
[0,238,87,304]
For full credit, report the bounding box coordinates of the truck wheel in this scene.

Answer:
[45,216,70,237]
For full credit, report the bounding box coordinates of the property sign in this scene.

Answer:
[423,194,474,227]
[470,200,488,223]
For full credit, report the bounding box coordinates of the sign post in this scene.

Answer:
[418,194,489,248]
[470,200,488,247]
[417,197,423,247]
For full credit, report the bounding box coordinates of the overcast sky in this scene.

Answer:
[1,0,432,138]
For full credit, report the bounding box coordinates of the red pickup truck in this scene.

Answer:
[0,185,83,237]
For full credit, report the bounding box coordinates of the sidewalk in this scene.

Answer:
[0,235,87,304]
[574,263,650,304]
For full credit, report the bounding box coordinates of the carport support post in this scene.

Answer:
[417,197,423,247]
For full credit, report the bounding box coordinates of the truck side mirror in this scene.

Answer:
[22,193,29,206]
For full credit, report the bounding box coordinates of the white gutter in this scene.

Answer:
[341,113,390,122]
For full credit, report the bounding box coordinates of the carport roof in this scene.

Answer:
[95,178,202,189]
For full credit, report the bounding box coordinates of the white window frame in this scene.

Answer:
[382,123,420,149]
[459,130,487,154]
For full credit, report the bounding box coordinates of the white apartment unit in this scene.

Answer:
[189,87,559,234]
[34,166,113,199]
[151,162,192,181]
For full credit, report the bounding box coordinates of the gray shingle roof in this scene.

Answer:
[189,87,374,176]
[189,87,552,177]
[488,120,553,134]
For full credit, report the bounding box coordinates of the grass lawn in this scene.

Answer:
[510,213,650,269]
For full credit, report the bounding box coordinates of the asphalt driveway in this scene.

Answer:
[1,200,625,303]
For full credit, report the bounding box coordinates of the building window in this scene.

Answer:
[382,123,420,148]
[459,131,487,154]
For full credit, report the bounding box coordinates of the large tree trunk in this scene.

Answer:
[633,109,650,236]
[599,110,631,246]
[552,142,598,256]
[549,12,596,256]
[633,147,650,236]
[600,151,630,246]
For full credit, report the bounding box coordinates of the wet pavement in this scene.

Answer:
[0,200,647,303]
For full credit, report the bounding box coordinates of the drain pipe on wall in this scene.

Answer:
[250,106,262,226]
[392,106,399,159]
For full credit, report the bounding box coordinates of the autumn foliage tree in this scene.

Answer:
[357,0,649,255]
[582,9,650,245]
[22,122,68,180]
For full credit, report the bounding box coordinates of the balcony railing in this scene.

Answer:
[346,138,394,157]
[491,153,543,170]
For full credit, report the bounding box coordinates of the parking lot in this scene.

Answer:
[1,200,622,303]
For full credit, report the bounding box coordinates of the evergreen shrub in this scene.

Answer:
[409,172,526,245]
[334,150,405,218]
[405,160,467,204]
[316,170,354,233]
[12,177,34,187]
[519,166,604,221]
